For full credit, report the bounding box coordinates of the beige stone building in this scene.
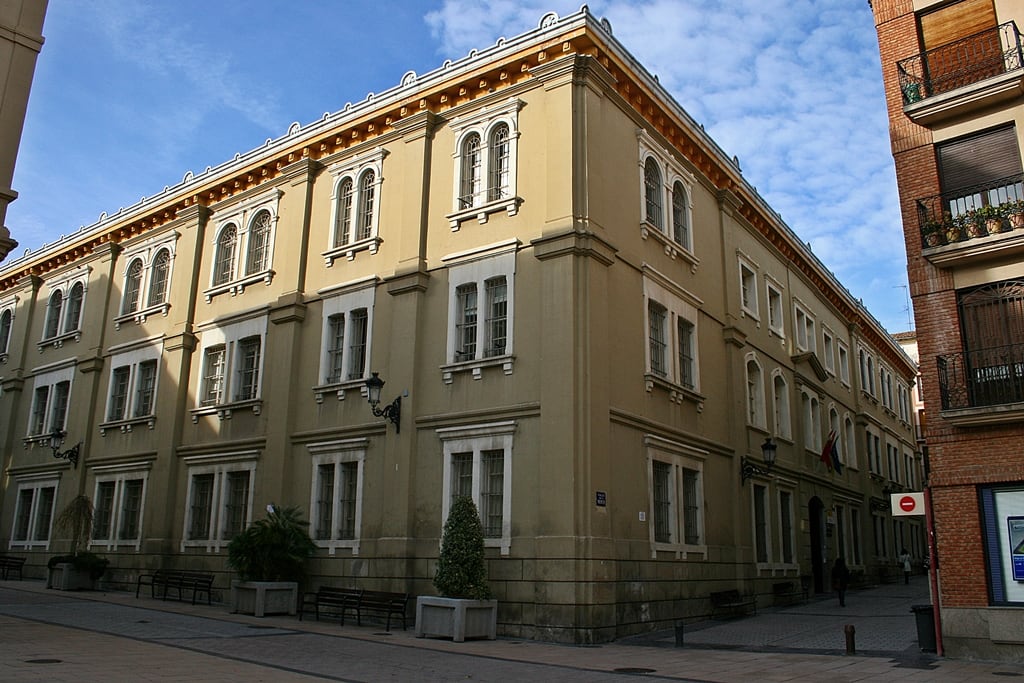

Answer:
[0,8,918,642]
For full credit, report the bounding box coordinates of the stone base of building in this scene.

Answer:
[942,607,1024,663]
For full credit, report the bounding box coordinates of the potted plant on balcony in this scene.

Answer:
[227,504,316,617]
[47,495,109,591]
[922,214,947,247]
[945,214,965,243]
[415,496,497,642]
[975,204,1006,234]
[1003,200,1024,230]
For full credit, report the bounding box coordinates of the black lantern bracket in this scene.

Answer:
[48,429,81,468]
[741,437,777,486]
[364,372,402,433]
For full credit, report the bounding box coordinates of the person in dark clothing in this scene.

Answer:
[899,548,912,584]
[832,557,851,607]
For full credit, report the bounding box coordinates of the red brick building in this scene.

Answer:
[871,0,1024,661]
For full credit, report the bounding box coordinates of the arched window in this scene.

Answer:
[357,170,375,241]
[773,374,790,438]
[0,309,12,354]
[245,210,272,275]
[122,259,144,314]
[335,178,354,246]
[147,249,170,306]
[488,124,511,201]
[64,283,84,333]
[644,157,663,229]
[459,133,482,209]
[44,291,63,338]
[671,181,690,248]
[746,358,765,427]
[213,224,237,286]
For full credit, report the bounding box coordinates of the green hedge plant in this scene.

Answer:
[433,496,491,600]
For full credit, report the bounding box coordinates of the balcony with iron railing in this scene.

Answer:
[897,21,1023,123]
[917,173,1024,263]
[937,342,1024,423]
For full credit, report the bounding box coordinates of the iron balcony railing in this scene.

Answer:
[917,173,1024,248]
[898,21,1024,105]
[937,342,1024,410]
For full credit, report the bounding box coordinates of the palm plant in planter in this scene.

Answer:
[415,497,497,641]
[227,504,316,616]
[47,495,108,590]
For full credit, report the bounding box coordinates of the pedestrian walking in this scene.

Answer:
[899,548,912,584]
[832,557,850,607]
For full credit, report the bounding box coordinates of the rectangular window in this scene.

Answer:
[119,479,144,540]
[456,284,478,361]
[338,461,358,540]
[223,471,250,539]
[480,450,504,538]
[188,473,215,540]
[346,309,368,380]
[682,468,700,545]
[315,463,334,540]
[485,277,507,357]
[134,360,157,417]
[319,290,374,391]
[838,343,850,385]
[183,463,255,551]
[309,446,364,550]
[327,314,345,383]
[648,302,668,377]
[30,386,49,435]
[677,319,695,389]
[201,346,225,406]
[652,461,672,543]
[93,481,116,540]
[93,475,148,547]
[753,484,769,563]
[235,336,261,401]
[767,283,784,335]
[851,508,863,565]
[10,481,58,547]
[740,261,758,318]
[108,367,131,421]
[780,491,794,564]
[823,330,835,374]
[450,452,473,506]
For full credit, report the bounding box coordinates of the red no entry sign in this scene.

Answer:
[891,492,925,516]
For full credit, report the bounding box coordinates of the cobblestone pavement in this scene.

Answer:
[2,579,1023,682]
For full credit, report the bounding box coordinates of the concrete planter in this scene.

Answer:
[229,580,298,617]
[47,563,96,591]
[415,596,497,642]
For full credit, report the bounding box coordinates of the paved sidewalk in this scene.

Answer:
[1,578,1023,682]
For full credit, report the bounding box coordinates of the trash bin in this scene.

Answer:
[911,604,936,653]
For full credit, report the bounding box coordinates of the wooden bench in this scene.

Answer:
[299,586,362,622]
[0,555,26,580]
[136,570,215,605]
[710,589,756,618]
[347,590,411,631]
[772,581,804,605]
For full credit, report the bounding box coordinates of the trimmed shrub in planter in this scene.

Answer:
[416,497,497,641]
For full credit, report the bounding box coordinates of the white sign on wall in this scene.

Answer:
[891,492,925,516]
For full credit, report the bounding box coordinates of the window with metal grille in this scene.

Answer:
[346,309,367,380]
[44,291,62,339]
[64,283,83,334]
[246,210,272,275]
[488,124,510,201]
[0,308,11,355]
[118,479,144,541]
[338,461,358,540]
[648,302,667,377]
[683,468,700,545]
[450,453,473,507]
[147,249,171,306]
[327,314,345,383]
[315,464,334,540]
[134,360,157,417]
[456,284,478,361]
[11,483,57,545]
[357,170,375,241]
[123,259,143,314]
[677,318,695,389]
[335,178,354,246]
[108,366,131,421]
[92,481,116,540]
[644,157,663,229]
[671,182,690,248]
[201,346,225,406]
[236,336,261,401]
[485,277,507,357]
[652,460,672,543]
[480,450,504,538]
[188,474,214,540]
[780,491,794,564]
[460,133,482,208]
[754,484,769,563]
[213,225,237,286]
[223,471,250,539]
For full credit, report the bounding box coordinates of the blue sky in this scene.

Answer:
[8,0,913,333]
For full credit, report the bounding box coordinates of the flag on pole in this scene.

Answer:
[830,436,843,474]
[820,430,836,471]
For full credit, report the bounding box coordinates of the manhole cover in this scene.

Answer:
[613,668,656,674]
[25,659,62,664]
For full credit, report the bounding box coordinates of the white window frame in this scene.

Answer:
[39,266,90,350]
[437,421,515,555]
[637,128,697,264]
[793,302,816,353]
[307,438,366,555]
[822,327,835,375]
[447,98,522,230]
[24,362,75,445]
[844,416,858,470]
[859,347,877,397]
[180,453,257,552]
[645,435,707,559]
[838,341,851,386]
[772,370,792,440]
[314,279,376,402]
[897,382,911,423]
[442,241,516,383]
[866,426,882,475]
[643,268,702,399]
[101,342,162,434]
[192,314,268,421]
[801,388,821,453]
[738,258,759,320]
[90,463,150,551]
[8,474,59,549]
[745,353,766,428]
[766,280,784,338]
[203,188,281,301]
[114,232,178,328]
[323,147,387,265]
[0,293,18,362]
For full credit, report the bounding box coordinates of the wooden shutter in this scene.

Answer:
[920,0,996,51]
[937,125,1022,194]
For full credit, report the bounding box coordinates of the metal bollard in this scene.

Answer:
[675,620,684,647]
[844,624,856,655]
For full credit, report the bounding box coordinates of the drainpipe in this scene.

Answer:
[924,482,944,656]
